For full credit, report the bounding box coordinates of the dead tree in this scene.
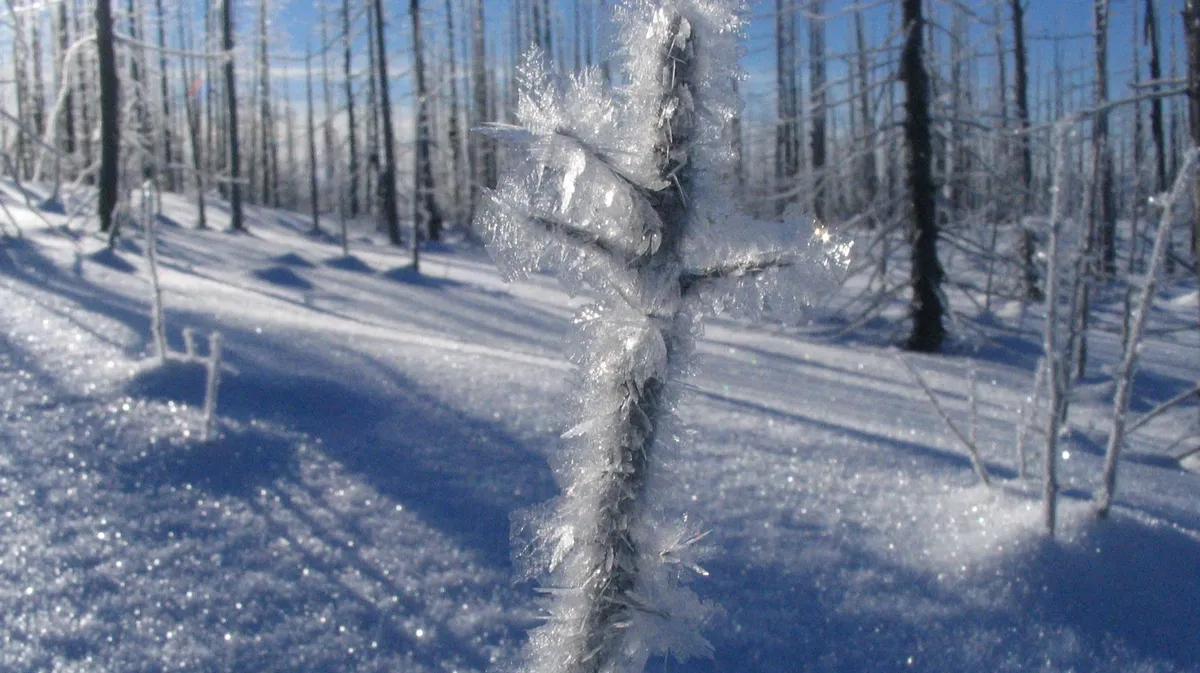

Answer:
[97,0,119,235]
[902,0,945,352]
[222,0,244,230]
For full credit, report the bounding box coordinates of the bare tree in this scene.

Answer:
[469,0,493,210]
[808,0,827,221]
[1011,0,1039,301]
[411,0,442,243]
[178,0,207,228]
[1146,0,1168,195]
[154,0,175,191]
[97,0,120,235]
[444,0,464,222]
[371,0,401,246]
[1188,0,1200,269]
[775,0,799,215]
[853,9,876,222]
[342,0,360,217]
[901,0,944,352]
[306,46,321,236]
[222,0,244,231]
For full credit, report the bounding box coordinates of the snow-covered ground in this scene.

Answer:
[1,184,1198,672]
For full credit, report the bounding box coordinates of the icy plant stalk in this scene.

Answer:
[1095,150,1198,518]
[142,180,168,365]
[202,332,222,442]
[1041,120,1081,537]
[898,356,991,488]
[968,365,979,456]
[475,1,848,671]
[1015,356,1045,481]
[183,328,197,360]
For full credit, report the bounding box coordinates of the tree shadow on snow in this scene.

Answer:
[123,326,557,568]
[382,264,464,289]
[656,510,1200,673]
[323,254,372,273]
[252,265,313,290]
[86,247,138,273]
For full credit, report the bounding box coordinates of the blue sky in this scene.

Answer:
[264,0,1180,128]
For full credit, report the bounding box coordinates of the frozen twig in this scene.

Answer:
[202,332,223,442]
[1125,383,1200,436]
[1095,150,1198,518]
[897,355,992,488]
[1015,356,1045,481]
[142,181,168,365]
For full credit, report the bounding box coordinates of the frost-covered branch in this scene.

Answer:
[1124,383,1200,436]
[477,2,848,672]
[1041,120,1082,537]
[897,355,992,488]
[1015,356,1046,480]
[142,181,168,365]
[1095,150,1198,518]
[679,254,792,296]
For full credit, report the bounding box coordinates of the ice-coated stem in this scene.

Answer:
[202,331,222,442]
[572,360,666,671]
[538,11,696,673]
[1041,121,1074,538]
[143,180,168,365]
[898,355,991,488]
[1015,356,1045,481]
[1095,150,1197,518]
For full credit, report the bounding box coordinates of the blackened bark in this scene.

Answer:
[1011,0,1039,300]
[1093,0,1115,274]
[222,0,244,231]
[902,0,944,353]
[57,2,77,157]
[342,0,359,217]
[372,0,401,246]
[809,0,826,221]
[445,0,464,221]
[775,0,798,214]
[1185,1,1200,270]
[854,10,876,219]
[1146,0,1167,193]
[155,0,175,191]
[97,0,119,234]
[306,49,321,235]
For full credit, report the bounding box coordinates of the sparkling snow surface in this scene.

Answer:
[1,185,1198,672]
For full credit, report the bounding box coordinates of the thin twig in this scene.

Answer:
[897,355,992,488]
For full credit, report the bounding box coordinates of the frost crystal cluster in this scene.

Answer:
[474,1,850,672]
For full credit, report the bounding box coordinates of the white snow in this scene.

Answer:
[1,178,1198,672]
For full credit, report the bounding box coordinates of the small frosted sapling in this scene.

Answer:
[142,180,168,365]
[475,1,849,671]
[1095,150,1198,518]
[138,183,225,441]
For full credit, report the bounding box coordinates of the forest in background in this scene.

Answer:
[1,0,1199,355]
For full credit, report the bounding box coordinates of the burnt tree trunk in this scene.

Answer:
[1186,1,1200,270]
[411,0,442,242]
[222,0,244,231]
[902,0,944,353]
[372,0,401,246]
[1011,0,1040,300]
[96,0,119,234]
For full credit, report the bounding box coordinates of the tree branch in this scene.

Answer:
[897,355,993,488]
[679,254,792,297]
[1125,383,1200,436]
